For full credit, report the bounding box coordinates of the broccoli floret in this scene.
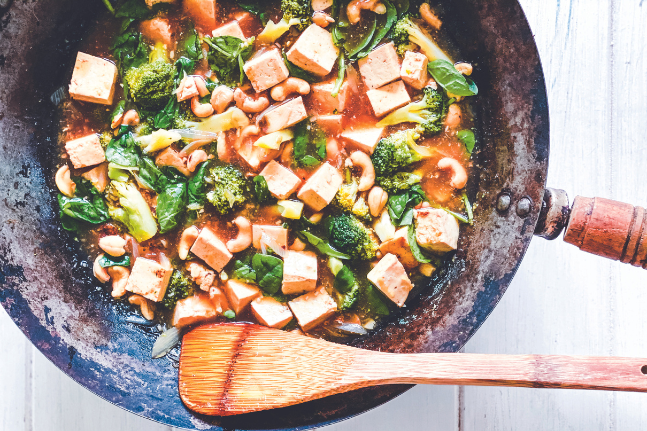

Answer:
[391,15,451,61]
[331,181,371,221]
[376,172,422,194]
[351,197,370,221]
[205,164,250,215]
[377,86,448,136]
[327,214,379,261]
[281,0,312,30]
[371,129,436,177]
[338,281,360,311]
[162,270,194,310]
[125,60,175,109]
[99,131,113,149]
[106,181,158,242]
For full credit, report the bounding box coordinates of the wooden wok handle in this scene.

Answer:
[563,196,647,268]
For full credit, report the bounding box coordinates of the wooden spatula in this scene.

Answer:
[178,323,647,416]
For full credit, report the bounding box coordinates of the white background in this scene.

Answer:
[2,0,647,429]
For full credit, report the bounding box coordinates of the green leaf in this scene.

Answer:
[106,132,141,167]
[137,156,166,193]
[355,0,397,59]
[204,36,254,87]
[232,259,257,283]
[462,192,474,225]
[407,224,432,264]
[99,254,131,268]
[299,231,350,260]
[184,28,203,62]
[346,15,376,59]
[428,59,478,97]
[156,169,187,234]
[111,101,126,126]
[111,29,149,76]
[253,175,271,203]
[223,309,236,319]
[387,185,427,226]
[457,129,476,153]
[252,254,283,294]
[58,184,110,228]
[362,284,390,316]
[331,54,346,97]
[334,266,360,311]
[187,161,210,210]
[292,120,326,168]
[391,0,409,17]
[282,51,319,83]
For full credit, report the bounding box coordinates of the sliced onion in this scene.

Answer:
[128,237,141,260]
[170,128,220,141]
[179,139,212,157]
[261,232,286,258]
[152,326,182,359]
[159,252,172,270]
[331,322,368,336]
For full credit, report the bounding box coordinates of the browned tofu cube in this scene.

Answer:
[243,49,290,92]
[282,250,318,295]
[252,225,289,250]
[310,79,349,114]
[358,42,401,90]
[81,163,109,193]
[286,24,339,76]
[313,115,343,132]
[340,127,384,154]
[172,294,219,328]
[288,287,337,332]
[263,96,308,133]
[414,208,460,253]
[212,20,245,39]
[183,0,217,30]
[125,257,173,302]
[379,227,419,269]
[140,17,174,46]
[155,147,190,176]
[296,162,344,211]
[251,296,293,329]
[65,134,106,169]
[190,227,233,272]
[400,51,429,90]
[367,253,413,307]
[366,80,411,117]
[259,160,302,199]
[224,280,262,315]
[69,52,118,105]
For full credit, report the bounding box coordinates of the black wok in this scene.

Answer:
[0,0,550,429]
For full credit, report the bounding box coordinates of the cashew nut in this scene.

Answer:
[227,216,252,253]
[420,3,442,30]
[270,78,311,102]
[312,11,335,27]
[107,266,130,298]
[419,262,436,277]
[350,151,375,191]
[367,186,388,217]
[234,88,270,113]
[187,149,209,172]
[194,76,210,97]
[55,165,75,197]
[347,0,385,24]
[129,294,155,320]
[93,254,110,283]
[121,109,140,126]
[210,86,235,114]
[240,124,261,141]
[99,235,126,257]
[445,103,462,129]
[191,96,215,118]
[178,226,200,260]
[290,237,307,251]
[309,212,323,224]
[438,157,468,189]
[455,62,473,76]
[280,142,293,164]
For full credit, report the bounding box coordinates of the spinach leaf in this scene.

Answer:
[153,57,196,129]
[137,156,166,193]
[204,36,254,87]
[106,132,140,167]
[253,175,271,203]
[292,119,327,168]
[58,178,110,230]
[111,100,126,126]
[99,254,131,268]
[112,29,149,76]
[428,59,478,97]
[391,0,409,17]
[298,231,350,260]
[462,192,474,225]
[251,254,283,294]
[362,0,397,55]
[331,54,346,97]
[187,161,210,210]
[156,168,187,234]
[282,51,319,83]
[115,0,150,21]
[231,258,257,283]
[457,129,476,153]
[388,185,427,226]
[334,265,360,310]
[183,27,203,62]
[235,0,268,23]
[362,284,390,316]
[346,15,376,60]
[407,223,432,263]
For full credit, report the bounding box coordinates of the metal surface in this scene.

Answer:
[0,0,549,430]
[535,188,570,240]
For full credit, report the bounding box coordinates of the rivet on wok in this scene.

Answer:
[496,193,511,213]
[516,197,532,217]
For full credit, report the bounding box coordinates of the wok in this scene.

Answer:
[0,0,592,428]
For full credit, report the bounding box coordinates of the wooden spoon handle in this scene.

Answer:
[359,353,647,392]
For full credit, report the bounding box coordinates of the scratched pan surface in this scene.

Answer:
[0,0,548,429]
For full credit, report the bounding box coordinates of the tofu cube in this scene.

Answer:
[140,17,174,46]
[81,163,109,193]
[263,96,308,133]
[209,286,231,314]
[69,52,118,105]
[310,79,349,114]
[414,208,460,253]
[282,250,318,295]
[65,134,105,169]
[340,127,384,154]
[183,0,217,30]
[288,287,337,332]
[313,115,343,132]
[367,253,413,307]
[312,0,333,10]
[212,20,245,39]
[155,147,190,176]
[366,80,411,117]
[259,160,302,199]
[297,162,344,211]
[251,296,294,329]
[172,295,218,328]
[400,51,429,90]
[224,280,262,315]
[190,227,233,272]
[243,49,290,92]
[358,42,401,90]
[252,225,289,250]
[125,257,173,302]
[286,24,339,76]
[379,227,418,269]
[145,0,176,8]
